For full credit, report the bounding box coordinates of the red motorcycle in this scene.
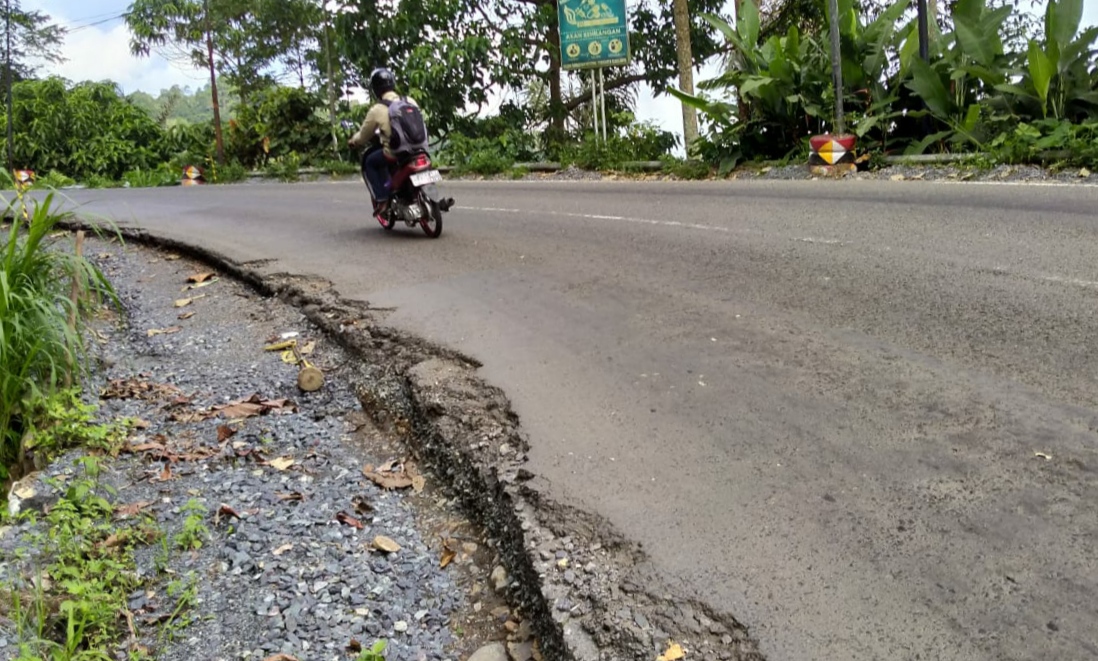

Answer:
[346,121,453,238]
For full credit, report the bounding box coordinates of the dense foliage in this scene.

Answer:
[675,0,1098,169]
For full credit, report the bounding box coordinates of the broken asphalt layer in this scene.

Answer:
[55,220,760,661]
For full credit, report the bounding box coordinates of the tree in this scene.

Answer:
[2,0,65,171]
[127,0,228,164]
[673,0,700,150]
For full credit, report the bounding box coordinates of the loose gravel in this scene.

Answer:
[0,236,516,661]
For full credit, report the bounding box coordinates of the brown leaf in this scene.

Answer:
[146,326,182,337]
[101,532,128,549]
[217,504,241,522]
[165,254,181,261]
[178,311,196,320]
[187,272,215,284]
[440,545,456,569]
[268,456,295,471]
[276,492,304,502]
[371,535,401,553]
[217,425,237,443]
[174,298,194,308]
[362,463,414,490]
[273,543,293,556]
[157,465,173,482]
[353,495,374,516]
[126,441,168,454]
[347,640,362,653]
[115,500,154,519]
[299,340,316,355]
[101,378,182,402]
[411,474,426,494]
[262,655,300,661]
[335,511,364,529]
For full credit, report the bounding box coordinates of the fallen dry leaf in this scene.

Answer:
[268,456,295,471]
[372,536,401,553]
[165,254,181,261]
[216,504,241,522]
[440,542,456,569]
[178,311,196,320]
[273,543,293,556]
[174,298,193,308]
[276,492,304,502]
[157,465,173,482]
[100,532,128,549]
[214,394,297,419]
[657,642,686,661]
[187,272,215,284]
[347,639,362,653]
[114,500,154,519]
[262,655,300,661]
[412,474,426,494]
[300,341,316,355]
[146,326,182,337]
[335,511,365,530]
[217,425,237,443]
[362,460,416,490]
[126,441,168,454]
[101,378,181,402]
[353,495,374,516]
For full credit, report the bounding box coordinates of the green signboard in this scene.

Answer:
[557,0,630,70]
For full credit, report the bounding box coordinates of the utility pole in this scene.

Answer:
[917,0,931,137]
[826,0,845,134]
[323,4,339,159]
[203,0,224,165]
[672,0,699,152]
[5,0,13,174]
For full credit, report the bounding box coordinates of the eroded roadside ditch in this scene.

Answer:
[63,218,766,661]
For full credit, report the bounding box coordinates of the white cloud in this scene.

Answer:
[52,21,205,95]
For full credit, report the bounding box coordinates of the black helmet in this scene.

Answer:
[369,68,397,99]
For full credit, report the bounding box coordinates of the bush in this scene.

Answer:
[1,78,169,181]
[0,193,113,482]
[229,87,332,168]
[123,163,179,188]
[265,151,303,182]
[211,161,249,184]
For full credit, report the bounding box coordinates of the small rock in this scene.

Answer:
[468,642,508,661]
[499,443,514,456]
[721,634,734,645]
[508,640,535,661]
[394,621,409,633]
[491,565,509,592]
[890,174,905,181]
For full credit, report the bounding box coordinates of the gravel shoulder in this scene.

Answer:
[0,235,524,661]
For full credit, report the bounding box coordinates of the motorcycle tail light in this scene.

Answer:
[415,155,429,167]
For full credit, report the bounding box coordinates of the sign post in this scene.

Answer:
[558,0,630,143]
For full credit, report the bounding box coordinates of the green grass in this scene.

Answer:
[0,191,114,484]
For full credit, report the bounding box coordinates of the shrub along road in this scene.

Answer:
[65,179,1098,661]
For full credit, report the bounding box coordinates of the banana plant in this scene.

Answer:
[994,0,1098,120]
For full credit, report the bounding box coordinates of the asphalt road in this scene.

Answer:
[65,179,1098,661]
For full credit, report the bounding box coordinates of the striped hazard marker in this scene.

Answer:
[808,134,857,174]
[181,165,205,186]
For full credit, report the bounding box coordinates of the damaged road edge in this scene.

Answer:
[64,221,764,661]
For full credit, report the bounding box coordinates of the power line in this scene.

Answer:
[66,11,131,33]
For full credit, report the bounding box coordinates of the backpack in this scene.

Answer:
[383,97,429,161]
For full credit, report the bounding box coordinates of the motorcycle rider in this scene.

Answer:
[348,67,420,217]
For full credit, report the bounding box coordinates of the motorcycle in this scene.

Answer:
[342,120,454,238]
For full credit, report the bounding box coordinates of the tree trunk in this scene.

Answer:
[546,22,566,152]
[826,0,845,134]
[672,0,699,153]
[204,0,225,165]
[325,13,339,159]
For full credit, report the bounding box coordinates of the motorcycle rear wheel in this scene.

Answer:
[419,194,443,238]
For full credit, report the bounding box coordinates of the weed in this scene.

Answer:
[265,152,303,183]
[176,500,208,551]
[211,161,248,185]
[0,193,115,483]
[356,640,388,661]
[82,175,123,189]
[318,159,360,177]
[122,165,179,189]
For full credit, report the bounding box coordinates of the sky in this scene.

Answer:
[23,0,1098,144]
